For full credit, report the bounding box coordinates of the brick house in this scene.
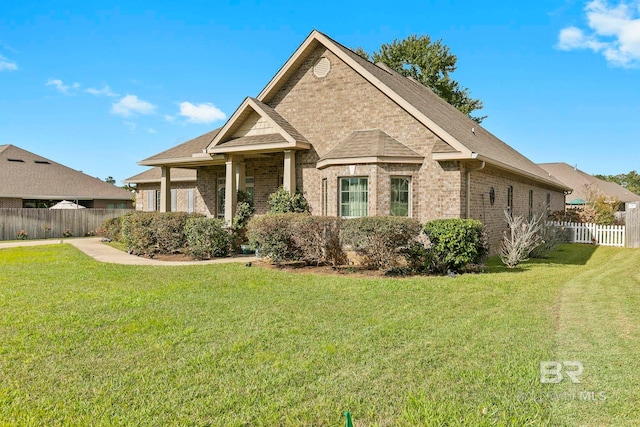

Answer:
[1,144,133,209]
[129,30,569,250]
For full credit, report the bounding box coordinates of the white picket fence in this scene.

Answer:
[550,221,626,247]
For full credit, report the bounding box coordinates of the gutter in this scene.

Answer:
[466,160,485,218]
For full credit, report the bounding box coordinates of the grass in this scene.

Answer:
[0,243,638,426]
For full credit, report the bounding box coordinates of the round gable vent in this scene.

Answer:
[313,57,331,78]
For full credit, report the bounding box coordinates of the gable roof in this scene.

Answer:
[0,145,133,200]
[139,128,224,166]
[124,167,197,184]
[207,97,310,154]
[538,162,640,203]
[257,30,568,191]
[317,129,423,168]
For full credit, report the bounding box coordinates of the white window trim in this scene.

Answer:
[339,176,369,218]
[390,176,412,217]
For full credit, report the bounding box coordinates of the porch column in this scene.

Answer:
[224,156,237,224]
[283,150,296,193]
[159,166,171,212]
[236,156,246,192]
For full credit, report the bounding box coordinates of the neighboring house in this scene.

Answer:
[130,30,569,250]
[0,144,134,209]
[538,162,640,209]
[124,167,198,212]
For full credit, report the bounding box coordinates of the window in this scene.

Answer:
[217,178,226,218]
[507,186,513,214]
[528,190,534,220]
[155,190,161,212]
[340,177,368,218]
[546,193,551,211]
[245,177,254,203]
[391,177,410,217]
[322,178,328,216]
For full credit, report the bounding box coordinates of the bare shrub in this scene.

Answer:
[499,210,544,268]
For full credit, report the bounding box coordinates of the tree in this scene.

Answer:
[104,176,116,185]
[594,170,640,196]
[356,35,485,122]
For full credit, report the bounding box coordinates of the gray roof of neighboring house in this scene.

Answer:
[320,129,422,160]
[0,144,134,200]
[538,162,640,203]
[141,128,221,163]
[124,167,198,184]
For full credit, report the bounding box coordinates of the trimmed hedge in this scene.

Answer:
[342,216,421,269]
[247,213,301,262]
[290,215,347,266]
[121,211,203,256]
[247,214,347,265]
[98,216,124,242]
[185,217,230,259]
[421,219,487,273]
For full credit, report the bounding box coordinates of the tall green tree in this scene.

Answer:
[594,170,640,196]
[356,35,485,123]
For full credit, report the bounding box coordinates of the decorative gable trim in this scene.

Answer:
[207,97,309,154]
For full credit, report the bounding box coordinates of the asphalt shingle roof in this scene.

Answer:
[0,145,133,200]
[320,129,422,160]
[538,162,640,203]
[124,167,197,184]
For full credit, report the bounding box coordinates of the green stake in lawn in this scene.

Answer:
[345,411,353,427]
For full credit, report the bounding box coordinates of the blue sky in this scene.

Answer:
[1,0,639,184]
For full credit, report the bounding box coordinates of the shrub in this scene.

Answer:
[499,210,544,268]
[267,187,310,214]
[121,211,201,256]
[290,216,347,266]
[62,229,73,238]
[421,219,488,274]
[122,212,156,255]
[342,216,421,269]
[153,212,192,254]
[98,217,124,241]
[247,213,301,262]
[16,230,28,240]
[231,190,255,251]
[185,217,230,259]
[529,221,568,258]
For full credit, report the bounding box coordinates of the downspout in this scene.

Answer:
[465,161,485,218]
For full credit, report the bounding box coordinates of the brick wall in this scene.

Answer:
[268,46,464,223]
[467,165,565,252]
[0,198,23,208]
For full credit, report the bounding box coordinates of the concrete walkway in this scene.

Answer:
[0,237,253,266]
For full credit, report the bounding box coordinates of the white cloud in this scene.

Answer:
[45,79,71,95]
[86,84,119,97]
[177,101,226,124]
[557,0,640,67]
[0,54,17,71]
[111,94,156,117]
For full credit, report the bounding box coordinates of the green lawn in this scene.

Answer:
[0,244,638,426]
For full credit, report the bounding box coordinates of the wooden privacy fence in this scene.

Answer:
[626,201,640,248]
[0,208,131,241]
[550,221,626,247]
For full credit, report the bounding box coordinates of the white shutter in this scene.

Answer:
[171,189,177,212]
[147,190,155,211]
[187,189,194,213]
